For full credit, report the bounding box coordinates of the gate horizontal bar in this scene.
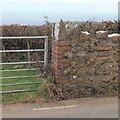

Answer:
[1,68,40,72]
[0,82,41,87]
[0,75,44,80]
[0,36,48,39]
[0,49,45,53]
[0,61,44,65]
[0,88,38,94]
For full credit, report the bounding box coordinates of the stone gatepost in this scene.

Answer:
[52,20,71,84]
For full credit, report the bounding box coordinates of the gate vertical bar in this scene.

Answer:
[27,40,31,67]
[44,37,48,76]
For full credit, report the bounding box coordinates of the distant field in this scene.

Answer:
[1,64,45,104]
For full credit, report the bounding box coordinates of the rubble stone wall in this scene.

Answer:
[52,21,119,99]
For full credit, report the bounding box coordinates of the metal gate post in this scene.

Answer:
[44,37,48,76]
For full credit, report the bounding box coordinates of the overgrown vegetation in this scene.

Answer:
[39,76,65,101]
[65,20,119,33]
[1,25,52,63]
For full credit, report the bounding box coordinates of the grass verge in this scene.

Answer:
[1,64,47,104]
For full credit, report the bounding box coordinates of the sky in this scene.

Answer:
[0,0,119,25]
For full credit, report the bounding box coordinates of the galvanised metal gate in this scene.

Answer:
[0,36,48,94]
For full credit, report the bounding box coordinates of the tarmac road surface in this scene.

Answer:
[2,97,118,118]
